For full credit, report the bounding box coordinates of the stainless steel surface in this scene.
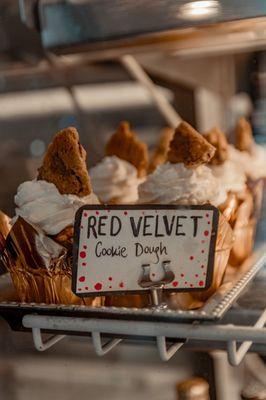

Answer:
[18,0,266,59]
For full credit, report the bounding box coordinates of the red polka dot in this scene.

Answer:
[190,256,194,260]
[96,211,99,215]
[124,211,128,215]
[199,280,204,287]
[172,281,178,287]
[80,251,86,259]
[201,250,205,254]
[79,276,85,282]
[204,230,209,236]
[190,284,194,288]
[94,282,102,291]
[203,272,206,276]
[81,225,84,229]
[207,221,210,225]
[119,282,124,288]
[109,286,112,289]
[206,213,209,218]
[84,212,88,217]
[185,281,188,285]
[152,273,156,277]
[85,286,89,290]
[83,245,87,249]
[78,288,82,291]
[195,274,199,277]
[201,265,204,269]
[201,240,205,244]
[82,262,86,266]
[181,273,184,277]
[108,277,113,281]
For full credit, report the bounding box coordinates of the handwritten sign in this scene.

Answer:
[72,205,219,296]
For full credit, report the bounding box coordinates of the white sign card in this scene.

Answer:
[72,205,219,296]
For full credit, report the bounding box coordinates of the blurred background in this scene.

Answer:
[0,1,266,216]
[0,1,266,399]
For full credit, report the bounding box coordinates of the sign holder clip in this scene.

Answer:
[138,260,186,360]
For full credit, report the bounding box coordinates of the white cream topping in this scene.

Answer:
[210,160,247,194]
[249,144,266,179]
[138,163,227,206]
[228,144,266,180]
[90,156,142,204]
[13,180,99,235]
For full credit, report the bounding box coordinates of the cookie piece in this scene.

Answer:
[37,127,91,196]
[149,128,174,172]
[235,117,253,153]
[105,121,148,178]
[52,226,74,250]
[203,127,228,165]
[167,121,215,167]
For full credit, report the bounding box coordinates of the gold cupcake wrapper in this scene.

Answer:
[3,217,103,306]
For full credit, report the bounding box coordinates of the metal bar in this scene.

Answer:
[23,313,266,343]
[32,327,66,351]
[121,55,181,128]
[227,309,266,366]
[91,332,122,356]
[156,336,184,361]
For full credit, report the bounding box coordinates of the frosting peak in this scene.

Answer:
[228,144,266,180]
[138,163,227,206]
[13,180,99,235]
[210,159,247,194]
[90,156,142,204]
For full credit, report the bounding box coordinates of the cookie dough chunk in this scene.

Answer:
[106,121,148,178]
[38,127,91,196]
[235,117,253,153]
[52,225,74,250]
[167,121,215,167]
[203,127,228,165]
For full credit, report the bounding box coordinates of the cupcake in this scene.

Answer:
[90,121,148,205]
[5,127,102,305]
[139,122,234,305]
[148,127,174,173]
[100,123,150,307]
[203,126,256,266]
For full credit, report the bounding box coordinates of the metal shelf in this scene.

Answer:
[0,247,265,366]
[21,308,266,365]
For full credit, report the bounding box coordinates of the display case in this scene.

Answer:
[0,2,266,399]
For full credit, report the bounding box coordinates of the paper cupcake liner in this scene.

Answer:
[4,217,102,306]
[8,262,103,306]
[191,210,234,303]
[0,211,11,274]
[247,178,264,220]
[229,218,257,267]
[229,187,258,267]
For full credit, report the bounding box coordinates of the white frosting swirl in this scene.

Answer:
[138,163,227,206]
[228,144,266,180]
[90,156,142,204]
[13,180,99,235]
[210,160,247,194]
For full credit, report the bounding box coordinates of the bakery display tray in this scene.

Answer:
[0,244,265,333]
